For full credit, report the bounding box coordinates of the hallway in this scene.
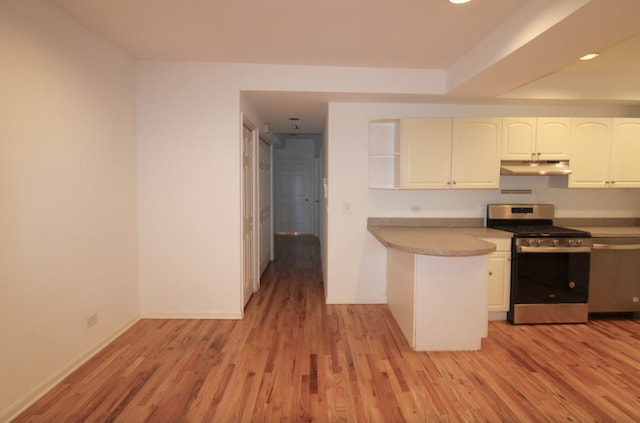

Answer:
[15,235,640,422]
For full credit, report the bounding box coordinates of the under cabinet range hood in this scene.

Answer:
[500,160,572,176]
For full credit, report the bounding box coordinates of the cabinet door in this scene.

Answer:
[569,118,611,188]
[537,118,571,160]
[400,118,452,189]
[502,118,536,160]
[610,118,640,188]
[451,118,501,189]
[488,251,511,312]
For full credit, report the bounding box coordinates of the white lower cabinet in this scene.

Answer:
[487,251,511,311]
[482,238,511,315]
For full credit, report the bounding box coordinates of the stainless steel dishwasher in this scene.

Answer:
[589,237,640,313]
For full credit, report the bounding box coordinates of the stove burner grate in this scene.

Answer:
[492,225,591,238]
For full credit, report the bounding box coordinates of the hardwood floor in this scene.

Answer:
[15,235,640,422]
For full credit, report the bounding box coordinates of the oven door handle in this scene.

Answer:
[517,246,592,253]
[592,243,640,251]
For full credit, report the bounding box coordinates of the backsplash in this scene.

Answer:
[368,217,484,227]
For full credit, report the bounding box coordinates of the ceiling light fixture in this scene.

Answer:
[449,0,471,4]
[579,53,599,61]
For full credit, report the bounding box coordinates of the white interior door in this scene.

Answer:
[242,123,255,307]
[258,137,272,275]
[275,158,313,234]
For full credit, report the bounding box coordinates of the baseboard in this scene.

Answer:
[325,296,387,305]
[1,316,140,423]
[140,311,243,319]
[488,311,507,321]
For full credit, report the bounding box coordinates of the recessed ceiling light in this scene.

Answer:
[289,117,300,121]
[449,0,471,3]
[579,53,599,61]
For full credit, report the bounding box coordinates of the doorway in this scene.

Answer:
[273,137,322,235]
[242,115,275,312]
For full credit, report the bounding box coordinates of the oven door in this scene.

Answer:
[509,246,591,324]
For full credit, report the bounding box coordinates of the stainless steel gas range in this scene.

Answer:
[486,204,592,324]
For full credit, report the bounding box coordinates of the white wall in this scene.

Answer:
[136,61,640,310]
[136,63,244,318]
[321,128,329,299]
[0,1,138,420]
[135,62,452,319]
[325,102,640,304]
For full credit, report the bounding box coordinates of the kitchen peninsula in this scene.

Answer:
[368,218,510,351]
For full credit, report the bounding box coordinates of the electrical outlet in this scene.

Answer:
[411,205,420,212]
[86,313,98,329]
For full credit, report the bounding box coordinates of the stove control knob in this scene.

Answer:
[576,239,583,246]
[567,239,575,247]
[527,239,535,247]
[552,239,559,246]
[536,239,543,247]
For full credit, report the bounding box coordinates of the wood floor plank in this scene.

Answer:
[13,234,640,422]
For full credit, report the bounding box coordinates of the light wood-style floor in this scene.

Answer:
[15,235,640,422]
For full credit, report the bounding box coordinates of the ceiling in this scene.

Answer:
[48,0,640,136]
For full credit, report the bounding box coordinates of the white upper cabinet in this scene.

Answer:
[569,118,640,188]
[451,118,501,189]
[400,118,452,189]
[369,116,639,190]
[501,118,535,160]
[368,117,501,190]
[569,118,612,188]
[537,118,571,159]
[502,117,570,161]
[399,117,500,189]
[610,118,640,188]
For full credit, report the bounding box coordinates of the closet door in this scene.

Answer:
[242,122,256,307]
[258,137,272,275]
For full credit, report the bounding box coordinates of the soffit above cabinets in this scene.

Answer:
[46,0,640,135]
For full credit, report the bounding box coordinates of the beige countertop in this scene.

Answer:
[367,216,640,256]
[368,226,510,257]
